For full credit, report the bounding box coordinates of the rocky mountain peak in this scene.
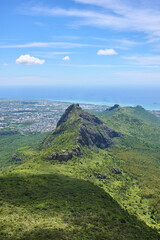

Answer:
[56,104,81,127]
[44,104,123,151]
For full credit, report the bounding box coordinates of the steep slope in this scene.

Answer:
[0,105,159,240]
[126,105,160,126]
[1,104,160,239]
[94,104,160,147]
[104,104,160,127]
[0,132,46,172]
[42,104,122,161]
[1,162,159,240]
[91,105,160,230]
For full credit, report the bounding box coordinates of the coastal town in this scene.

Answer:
[0,99,107,134]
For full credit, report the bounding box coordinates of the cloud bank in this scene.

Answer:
[16,54,45,65]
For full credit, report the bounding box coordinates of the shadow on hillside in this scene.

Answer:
[13,228,70,240]
[0,173,159,240]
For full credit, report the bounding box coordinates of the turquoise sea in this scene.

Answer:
[0,86,160,110]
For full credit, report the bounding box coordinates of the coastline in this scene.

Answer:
[0,85,160,110]
[1,97,160,110]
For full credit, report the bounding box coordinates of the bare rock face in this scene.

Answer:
[58,104,122,149]
[47,147,81,161]
[111,168,122,174]
[12,153,22,162]
[77,110,122,149]
[97,174,107,179]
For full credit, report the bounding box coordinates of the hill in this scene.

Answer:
[42,104,122,161]
[105,104,160,127]
[0,104,160,239]
[91,104,160,229]
[0,132,46,172]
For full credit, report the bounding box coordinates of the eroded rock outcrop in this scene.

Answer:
[47,147,81,161]
[97,174,107,179]
[111,168,122,174]
[12,153,22,162]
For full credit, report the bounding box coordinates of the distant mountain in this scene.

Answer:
[94,104,160,147]
[105,104,160,127]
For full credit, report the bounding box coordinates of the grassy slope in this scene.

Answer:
[0,157,159,240]
[1,106,160,239]
[125,105,160,127]
[91,107,160,230]
[0,133,46,172]
[97,105,160,127]
[42,112,81,153]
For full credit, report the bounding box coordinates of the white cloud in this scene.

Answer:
[19,1,160,38]
[97,49,118,55]
[0,41,101,49]
[2,63,8,66]
[95,38,137,46]
[62,64,123,68]
[33,52,72,59]
[113,39,137,46]
[16,54,45,65]
[62,56,70,61]
[124,55,160,65]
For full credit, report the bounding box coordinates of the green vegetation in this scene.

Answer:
[95,105,160,127]
[125,105,160,127]
[0,104,160,239]
[91,105,160,229]
[0,158,159,240]
[0,132,46,172]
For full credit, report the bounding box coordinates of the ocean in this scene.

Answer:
[0,86,160,110]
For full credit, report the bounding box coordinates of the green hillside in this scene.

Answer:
[92,105,160,229]
[93,105,160,147]
[125,105,160,126]
[95,104,160,127]
[0,156,159,240]
[0,132,46,172]
[0,104,160,239]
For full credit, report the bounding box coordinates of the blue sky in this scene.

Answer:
[1,0,160,86]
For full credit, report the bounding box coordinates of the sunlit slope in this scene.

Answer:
[91,105,160,229]
[40,104,122,161]
[98,104,160,127]
[0,159,159,240]
[0,132,46,172]
[1,104,160,239]
[93,105,160,147]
